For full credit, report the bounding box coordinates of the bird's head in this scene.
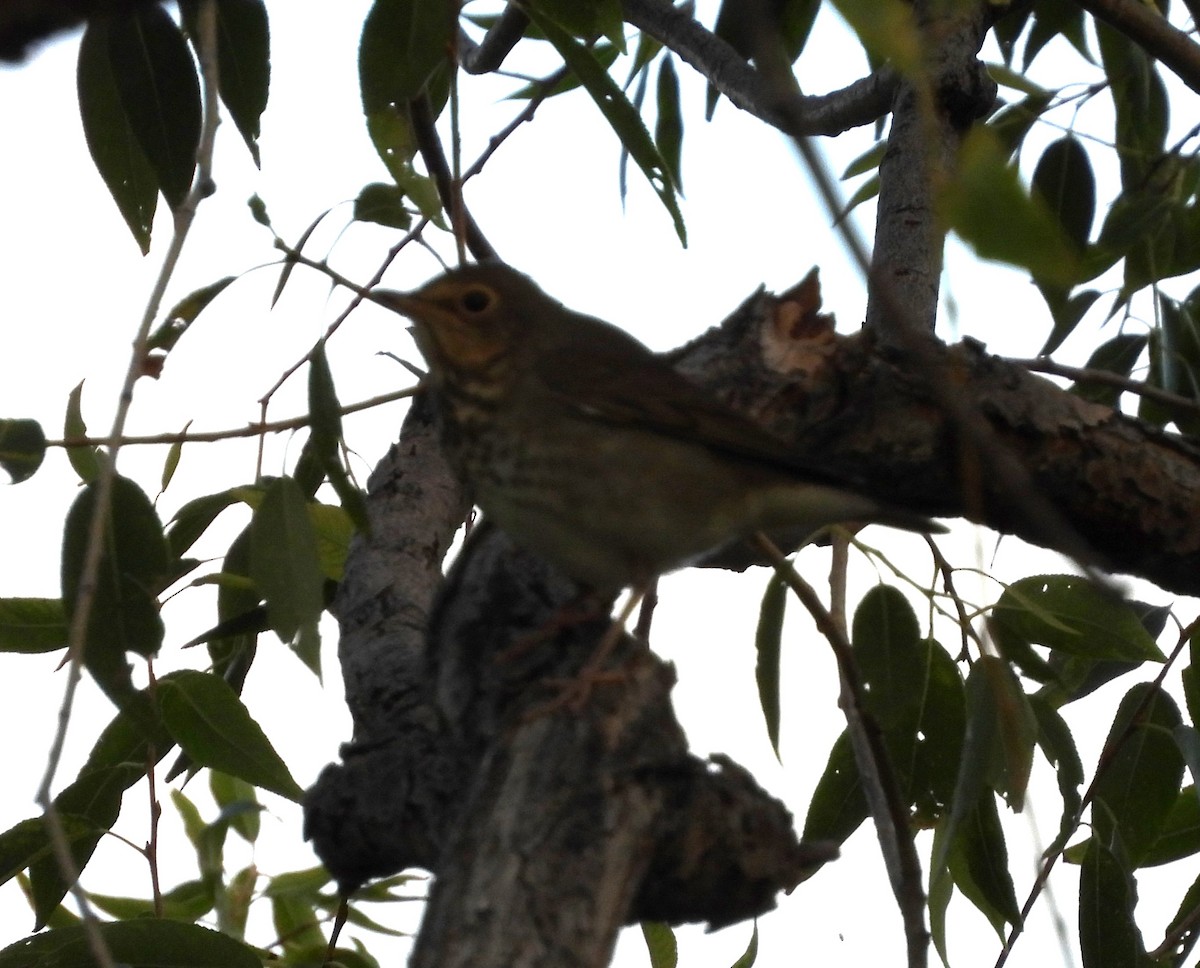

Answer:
[374,263,550,382]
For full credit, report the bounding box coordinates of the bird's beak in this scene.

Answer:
[371,289,425,319]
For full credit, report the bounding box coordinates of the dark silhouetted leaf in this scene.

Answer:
[354,181,412,229]
[0,418,45,484]
[991,575,1163,664]
[64,382,104,485]
[0,598,67,653]
[939,127,1080,287]
[77,17,157,252]
[359,0,455,112]
[528,7,686,245]
[0,919,260,968]
[1079,838,1149,968]
[755,573,786,759]
[107,4,201,210]
[1032,136,1095,252]
[1092,684,1183,867]
[149,276,236,352]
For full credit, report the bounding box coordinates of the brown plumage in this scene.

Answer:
[375,263,937,591]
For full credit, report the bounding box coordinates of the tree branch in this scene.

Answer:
[1077,0,1200,96]
[621,0,898,136]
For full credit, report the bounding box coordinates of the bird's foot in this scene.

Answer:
[495,592,609,664]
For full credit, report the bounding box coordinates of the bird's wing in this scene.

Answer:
[535,319,857,487]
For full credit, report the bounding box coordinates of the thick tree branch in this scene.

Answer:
[621,0,898,136]
[865,0,995,340]
[1078,0,1200,96]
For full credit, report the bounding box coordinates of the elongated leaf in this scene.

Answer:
[802,731,868,848]
[61,475,170,709]
[991,575,1163,664]
[0,920,260,968]
[182,0,270,165]
[947,793,1022,935]
[527,7,686,245]
[149,276,236,352]
[1030,695,1083,848]
[77,16,157,252]
[1072,334,1148,407]
[532,0,624,50]
[939,127,1080,287]
[641,922,678,968]
[1092,684,1183,867]
[249,476,324,656]
[107,4,202,210]
[1140,784,1200,867]
[63,382,103,484]
[1032,136,1095,252]
[359,0,455,111]
[754,573,786,759]
[0,598,67,653]
[1079,838,1149,968]
[159,669,303,801]
[1038,286,1100,356]
[654,56,683,192]
[0,418,45,483]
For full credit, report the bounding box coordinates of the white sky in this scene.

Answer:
[0,3,1195,966]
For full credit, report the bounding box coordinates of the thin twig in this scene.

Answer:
[47,388,415,449]
[752,532,928,968]
[409,95,498,261]
[35,5,222,962]
[1014,356,1200,419]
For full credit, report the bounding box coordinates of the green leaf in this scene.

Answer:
[946,793,1022,935]
[933,656,1035,880]
[1032,136,1095,253]
[89,878,214,921]
[107,4,202,210]
[211,769,262,843]
[527,7,686,246]
[0,598,67,653]
[359,0,455,112]
[641,922,678,968]
[991,575,1164,664]
[1024,0,1089,69]
[1030,695,1083,848]
[1139,783,1200,867]
[802,731,868,848]
[354,181,412,229]
[77,16,157,253]
[249,476,325,649]
[1078,838,1150,968]
[842,141,886,179]
[63,382,104,485]
[167,488,242,558]
[988,92,1053,160]
[1037,286,1100,356]
[754,573,786,759]
[149,276,236,352]
[828,0,923,75]
[654,56,683,192]
[0,920,260,968]
[61,475,170,709]
[530,0,625,51]
[1092,684,1183,867]
[938,126,1080,287]
[182,0,270,166]
[159,669,304,801]
[1070,333,1148,407]
[852,585,923,731]
[729,922,759,968]
[0,418,45,484]
[1098,21,1168,192]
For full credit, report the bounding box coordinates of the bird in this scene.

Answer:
[373,262,939,594]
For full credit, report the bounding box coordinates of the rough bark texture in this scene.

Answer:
[305,273,1200,966]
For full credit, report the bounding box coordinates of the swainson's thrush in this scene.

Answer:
[376,264,937,592]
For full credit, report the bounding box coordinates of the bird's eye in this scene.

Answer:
[460,287,493,314]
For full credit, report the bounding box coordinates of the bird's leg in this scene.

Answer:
[494,588,611,664]
[521,586,648,720]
